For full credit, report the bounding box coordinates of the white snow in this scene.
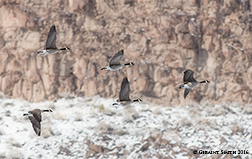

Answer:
[0,96,251,158]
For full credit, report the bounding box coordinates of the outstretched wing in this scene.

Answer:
[31,109,42,122]
[45,25,57,49]
[110,50,124,66]
[119,77,130,101]
[183,69,197,83]
[28,115,41,136]
[184,88,191,99]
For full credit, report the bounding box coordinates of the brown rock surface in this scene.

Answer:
[0,0,252,104]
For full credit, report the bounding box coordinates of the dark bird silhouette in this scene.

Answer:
[179,69,209,99]
[113,77,142,106]
[37,25,70,56]
[23,109,53,136]
[101,50,134,71]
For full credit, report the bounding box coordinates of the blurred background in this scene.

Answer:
[1,1,252,158]
[0,0,252,105]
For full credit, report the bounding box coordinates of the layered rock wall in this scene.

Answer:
[0,0,252,105]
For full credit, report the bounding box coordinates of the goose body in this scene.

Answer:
[113,77,142,106]
[23,109,53,136]
[101,50,134,71]
[37,25,70,56]
[179,69,209,99]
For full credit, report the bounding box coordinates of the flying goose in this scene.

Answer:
[101,50,134,71]
[179,69,209,99]
[37,25,70,56]
[23,109,53,136]
[113,77,142,106]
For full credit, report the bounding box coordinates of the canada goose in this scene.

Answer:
[37,25,70,55]
[188,18,200,37]
[101,50,134,71]
[179,69,209,99]
[23,109,53,136]
[113,77,142,106]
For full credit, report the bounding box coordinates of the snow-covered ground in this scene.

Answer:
[0,96,252,159]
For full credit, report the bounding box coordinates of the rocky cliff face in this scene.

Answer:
[0,0,252,105]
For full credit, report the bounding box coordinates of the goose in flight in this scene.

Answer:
[23,109,53,136]
[113,77,142,106]
[179,69,209,99]
[37,25,70,56]
[101,50,134,71]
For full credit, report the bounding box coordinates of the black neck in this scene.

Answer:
[23,113,29,116]
[200,80,209,83]
[124,62,134,66]
[133,99,141,102]
[60,47,70,50]
[42,109,52,112]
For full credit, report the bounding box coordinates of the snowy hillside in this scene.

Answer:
[0,96,252,159]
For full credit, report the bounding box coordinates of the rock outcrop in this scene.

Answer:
[0,0,252,104]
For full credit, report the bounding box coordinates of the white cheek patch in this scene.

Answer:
[38,50,49,56]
